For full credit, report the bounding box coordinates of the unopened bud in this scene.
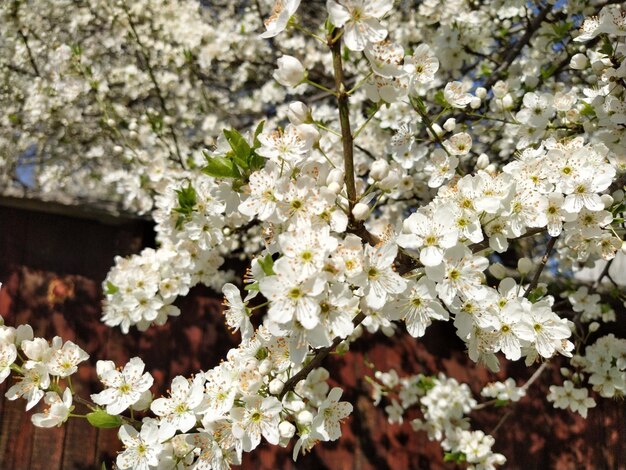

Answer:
[475,87,487,99]
[469,96,481,109]
[273,55,306,87]
[352,202,369,221]
[269,378,284,395]
[502,94,514,109]
[327,168,344,185]
[443,118,456,132]
[259,359,273,376]
[518,258,533,275]
[370,160,390,181]
[612,189,624,203]
[570,53,589,70]
[287,101,311,124]
[290,399,305,412]
[427,123,443,138]
[601,194,614,208]
[327,181,342,194]
[279,421,296,438]
[476,153,490,169]
[560,367,571,377]
[489,263,506,280]
[589,322,600,333]
[378,170,401,191]
[297,410,313,425]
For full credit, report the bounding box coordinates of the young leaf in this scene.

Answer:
[86,409,123,429]
[223,128,251,169]
[253,120,265,149]
[203,156,241,178]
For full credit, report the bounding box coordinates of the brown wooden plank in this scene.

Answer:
[61,416,98,470]
[28,421,65,470]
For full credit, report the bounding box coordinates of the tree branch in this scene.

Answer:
[329,29,357,216]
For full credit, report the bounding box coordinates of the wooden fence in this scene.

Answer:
[0,199,624,469]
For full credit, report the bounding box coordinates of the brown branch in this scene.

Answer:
[279,312,366,398]
[485,4,552,88]
[525,236,558,298]
[329,29,357,216]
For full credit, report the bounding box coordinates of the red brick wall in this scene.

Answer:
[0,204,624,469]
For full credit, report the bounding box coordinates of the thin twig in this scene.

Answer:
[279,312,366,398]
[525,236,558,297]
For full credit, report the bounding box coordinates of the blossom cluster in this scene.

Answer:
[0,0,625,468]
[369,369,508,469]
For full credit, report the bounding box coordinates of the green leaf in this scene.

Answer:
[223,128,251,169]
[417,375,435,391]
[444,452,467,463]
[247,153,266,173]
[494,399,509,407]
[104,282,118,295]
[257,254,275,276]
[176,183,197,211]
[101,463,108,470]
[86,409,123,429]
[252,120,265,149]
[600,35,614,56]
[527,288,545,303]
[433,90,447,108]
[202,156,241,178]
[580,102,596,119]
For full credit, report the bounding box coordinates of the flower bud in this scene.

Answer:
[427,122,443,138]
[327,168,344,185]
[469,96,481,109]
[269,378,284,395]
[352,202,370,221]
[601,194,614,208]
[570,53,589,70]
[290,399,305,412]
[287,101,311,124]
[273,55,306,87]
[489,263,506,280]
[476,153,490,169]
[259,359,273,376]
[589,322,600,333]
[327,181,342,194]
[612,189,624,203]
[297,410,313,425]
[560,367,570,377]
[443,118,456,132]
[378,170,401,191]
[518,258,533,275]
[475,87,487,99]
[502,94,514,109]
[279,421,296,438]
[370,160,390,181]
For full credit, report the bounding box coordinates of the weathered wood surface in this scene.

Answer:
[0,203,625,469]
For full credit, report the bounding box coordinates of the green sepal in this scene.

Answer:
[257,254,275,276]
